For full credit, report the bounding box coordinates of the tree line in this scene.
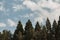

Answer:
[0,16,60,40]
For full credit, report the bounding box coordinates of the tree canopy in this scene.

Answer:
[0,16,60,40]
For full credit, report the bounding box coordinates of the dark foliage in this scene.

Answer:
[0,16,60,40]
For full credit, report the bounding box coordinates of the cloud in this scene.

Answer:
[12,4,24,12]
[53,0,60,3]
[37,0,60,23]
[7,19,17,27]
[23,0,60,24]
[23,0,39,11]
[14,0,23,1]
[0,23,6,27]
[0,0,60,26]
[0,2,5,11]
[38,0,60,9]
[19,13,34,18]
[23,0,60,11]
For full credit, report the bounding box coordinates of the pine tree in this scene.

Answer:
[46,18,52,40]
[46,18,51,31]
[0,32,2,40]
[35,22,42,40]
[25,20,33,31]
[2,30,12,40]
[42,26,47,40]
[56,16,60,40]
[52,20,57,40]
[24,19,34,40]
[17,31,23,40]
[16,21,24,34]
[13,21,23,40]
[35,22,41,32]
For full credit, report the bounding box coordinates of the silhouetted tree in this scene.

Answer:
[24,20,34,40]
[46,18,51,31]
[42,26,47,40]
[35,22,42,40]
[35,22,41,31]
[17,31,23,40]
[2,30,12,40]
[56,16,60,40]
[0,32,3,40]
[52,20,57,40]
[46,18,52,40]
[13,21,23,40]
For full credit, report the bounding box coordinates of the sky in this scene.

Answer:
[0,0,60,33]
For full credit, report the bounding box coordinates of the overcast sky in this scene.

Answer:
[0,0,60,33]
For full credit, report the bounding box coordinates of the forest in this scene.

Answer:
[0,16,60,40]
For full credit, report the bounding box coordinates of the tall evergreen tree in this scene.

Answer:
[46,18,51,31]
[24,19,34,40]
[46,18,52,40]
[41,26,47,40]
[35,22,42,40]
[17,31,23,40]
[0,32,2,40]
[52,20,57,40]
[13,21,23,40]
[35,22,41,31]
[2,30,12,40]
[25,20,33,31]
[16,21,24,34]
[56,16,60,40]
[52,20,57,32]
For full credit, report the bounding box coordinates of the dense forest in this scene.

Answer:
[0,16,60,40]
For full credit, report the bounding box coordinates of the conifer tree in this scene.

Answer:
[35,22,42,40]
[42,26,47,40]
[35,22,41,32]
[46,18,52,40]
[24,19,34,40]
[25,20,33,31]
[17,31,23,40]
[52,20,57,40]
[2,30,12,40]
[0,32,2,40]
[16,21,24,34]
[13,21,23,40]
[46,18,51,31]
[56,16,60,40]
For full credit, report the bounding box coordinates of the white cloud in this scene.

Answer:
[23,0,60,24]
[23,0,39,11]
[38,0,60,9]
[0,2,5,11]
[7,19,17,27]
[23,0,60,11]
[13,4,24,12]
[0,23,6,27]
[53,0,60,3]
[19,13,34,18]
